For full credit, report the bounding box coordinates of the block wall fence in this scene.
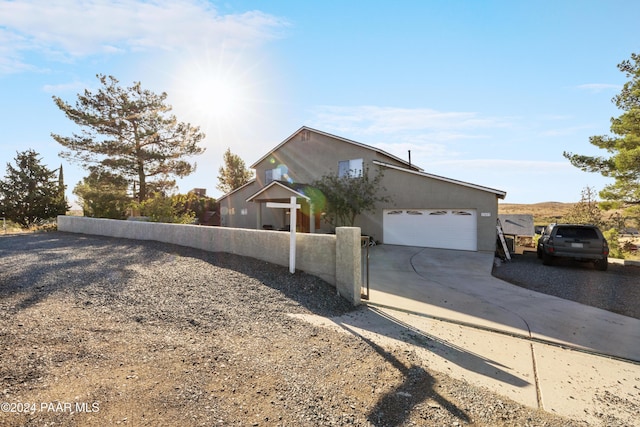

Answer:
[57,216,362,305]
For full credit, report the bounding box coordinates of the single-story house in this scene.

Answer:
[217,127,506,252]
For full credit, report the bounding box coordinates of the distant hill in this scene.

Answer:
[498,202,576,225]
[499,202,633,228]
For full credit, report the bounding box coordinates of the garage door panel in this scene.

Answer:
[383,209,477,251]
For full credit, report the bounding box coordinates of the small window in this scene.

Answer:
[265,167,282,184]
[338,158,363,178]
[453,210,472,216]
[241,208,248,216]
[387,210,403,215]
[406,210,423,215]
[429,210,448,216]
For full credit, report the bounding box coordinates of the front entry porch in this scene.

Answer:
[246,181,321,233]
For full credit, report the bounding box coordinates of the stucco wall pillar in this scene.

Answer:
[335,227,361,305]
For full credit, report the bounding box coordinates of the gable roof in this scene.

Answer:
[246,180,311,203]
[251,126,423,172]
[216,178,256,202]
[373,160,507,199]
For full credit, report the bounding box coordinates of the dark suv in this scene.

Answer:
[537,224,609,271]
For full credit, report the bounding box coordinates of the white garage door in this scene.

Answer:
[383,209,477,251]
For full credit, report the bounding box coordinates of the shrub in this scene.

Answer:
[603,228,624,259]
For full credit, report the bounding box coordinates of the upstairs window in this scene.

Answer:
[338,158,363,178]
[265,167,282,184]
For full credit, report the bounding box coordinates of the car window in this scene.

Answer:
[555,226,599,239]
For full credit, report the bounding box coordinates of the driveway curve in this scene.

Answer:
[365,245,640,362]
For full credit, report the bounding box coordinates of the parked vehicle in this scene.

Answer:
[537,224,609,271]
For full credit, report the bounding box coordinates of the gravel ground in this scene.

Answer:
[492,250,640,320]
[1,232,591,426]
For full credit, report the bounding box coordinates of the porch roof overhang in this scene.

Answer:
[246,180,311,203]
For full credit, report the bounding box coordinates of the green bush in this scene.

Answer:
[134,193,195,224]
[603,228,624,259]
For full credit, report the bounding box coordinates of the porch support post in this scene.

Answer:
[309,202,315,234]
[256,202,262,229]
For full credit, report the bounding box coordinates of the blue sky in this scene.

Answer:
[1,0,639,207]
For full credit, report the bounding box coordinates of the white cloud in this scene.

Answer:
[309,105,514,142]
[372,140,456,162]
[0,0,288,72]
[42,81,89,93]
[430,158,573,173]
[539,124,595,137]
[576,83,621,93]
[0,28,36,73]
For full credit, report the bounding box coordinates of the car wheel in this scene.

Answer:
[542,252,554,266]
[594,258,608,271]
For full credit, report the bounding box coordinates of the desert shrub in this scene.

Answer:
[603,228,624,259]
[134,193,195,224]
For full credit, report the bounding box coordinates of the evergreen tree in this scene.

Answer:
[52,74,206,202]
[0,150,69,228]
[58,164,65,199]
[216,148,253,193]
[564,53,640,223]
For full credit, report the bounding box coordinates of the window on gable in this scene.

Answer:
[265,167,282,184]
[338,158,363,178]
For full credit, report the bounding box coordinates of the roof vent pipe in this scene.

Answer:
[408,150,412,167]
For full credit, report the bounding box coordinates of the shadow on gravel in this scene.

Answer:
[0,233,155,312]
[184,249,356,318]
[349,329,471,426]
[342,307,529,389]
[0,232,354,318]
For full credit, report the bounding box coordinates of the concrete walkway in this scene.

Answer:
[324,245,640,426]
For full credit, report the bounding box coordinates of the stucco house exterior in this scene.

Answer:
[217,126,506,252]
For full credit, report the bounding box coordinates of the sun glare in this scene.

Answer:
[191,74,245,120]
[171,56,257,128]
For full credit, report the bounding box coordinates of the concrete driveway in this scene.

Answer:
[364,244,640,361]
[333,244,640,425]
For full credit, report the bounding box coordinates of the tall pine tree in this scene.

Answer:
[564,53,640,223]
[52,74,206,201]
